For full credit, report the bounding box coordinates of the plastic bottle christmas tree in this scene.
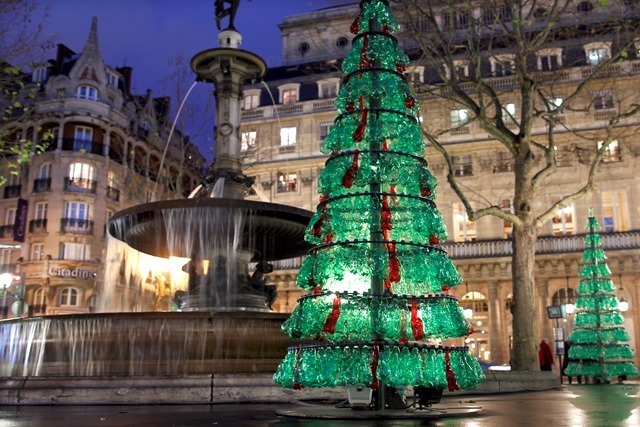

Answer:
[273,0,484,397]
[565,209,638,382]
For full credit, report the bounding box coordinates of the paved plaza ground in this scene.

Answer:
[0,382,637,427]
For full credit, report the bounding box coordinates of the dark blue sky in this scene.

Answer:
[35,0,354,160]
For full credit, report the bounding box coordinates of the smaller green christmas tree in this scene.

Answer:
[565,209,638,382]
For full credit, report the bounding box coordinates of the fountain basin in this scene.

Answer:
[0,311,292,377]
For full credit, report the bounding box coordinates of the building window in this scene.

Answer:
[277,172,297,193]
[32,66,49,83]
[318,79,340,99]
[66,162,96,193]
[281,89,297,104]
[241,131,257,151]
[540,55,559,71]
[453,203,476,242]
[598,139,621,163]
[552,288,577,307]
[414,14,429,32]
[502,102,516,122]
[551,197,575,236]
[60,288,79,306]
[31,243,45,261]
[500,199,514,238]
[62,202,92,234]
[38,163,52,179]
[494,151,514,173]
[443,10,470,30]
[76,85,98,101]
[577,1,594,12]
[407,66,425,83]
[107,70,119,87]
[452,154,473,176]
[0,249,12,268]
[320,122,334,140]
[593,89,614,110]
[585,42,610,66]
[35,202,47,221]
[336,37,350,49]
[280,126,297,146]
[450,108,469,127]
[602,191,629,232]
[5,208,16,227]
[147,190,156,203]
[33,287,46,314]
[74,126,93,152]
[242,93,259,110]
[59,242,90,261]
[298,42,310,56]
[483,4,512,24]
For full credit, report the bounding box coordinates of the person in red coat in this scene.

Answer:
[538,338,554,371]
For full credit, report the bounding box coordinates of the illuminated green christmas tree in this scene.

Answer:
[274,0,484,395]
[565,210,638,382]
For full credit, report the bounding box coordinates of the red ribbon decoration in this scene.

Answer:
[444,348,460,392]
[396,63,407,73]
[359,35,373,69]
[387,242,401,283]
[410,299,425,340]
[322,296,341,334]
[429,235,440,245]
[405,93,416,109]
[350,15,360,34]
[353,96,367,142]
[370,344,380,389]
[381,193,392,240]
[341,150,360,188]
[311,194,329,238]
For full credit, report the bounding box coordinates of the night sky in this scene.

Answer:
[34,0,355,159]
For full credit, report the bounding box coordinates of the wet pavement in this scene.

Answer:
[0,383,637,427]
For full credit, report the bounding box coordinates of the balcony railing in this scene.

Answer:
[63,178,97,194]
[60,218,94,235]
[61,138,103,155]
[106,186,120,201]
[270,231,640,271]
[29,219,47,234]
[32,178,51,193]
[3,185,21,199]
[0,225,14,239]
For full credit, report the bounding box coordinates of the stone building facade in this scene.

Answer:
[240,1,640,368]
[0,18,204,316]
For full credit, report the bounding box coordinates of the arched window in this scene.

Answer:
[33,288,46,314]
[60,287,79,306]
[552,288,577,307]
[76,85,98,101]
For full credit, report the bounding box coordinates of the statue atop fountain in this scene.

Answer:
[215,0,241,31]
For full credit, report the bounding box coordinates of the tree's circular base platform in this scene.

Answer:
[275,405,483,420]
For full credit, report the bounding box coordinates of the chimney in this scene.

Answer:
[117,66,133,95]
[54,43,75,74]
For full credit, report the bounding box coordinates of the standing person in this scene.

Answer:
[562,340,582,384]
[539,338,554,371]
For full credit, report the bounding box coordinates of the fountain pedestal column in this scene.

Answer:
[191,30,267,200]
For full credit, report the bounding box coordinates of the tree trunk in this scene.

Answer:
[510,220,540,371]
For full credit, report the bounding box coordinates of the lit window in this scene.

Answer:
[545,97,563,111]
[282,89,297,104]
[277,172,297,193]
[450,108,469,127]
[76,85,98,101]
[500,199,513,238]
[242,93,259,110]
[241,131,257,151]
[32,66,49,83]
[602,191,629,232]
[598,139,621,162]
[68,163,95,190]
[60,288,79,306]
[502,102,516,121]
[59,242,90,260]
[551,196,574,236]
[5,208,16,226]
[31,244,45,261]
[453,203,476,242]
[280,127,297,146]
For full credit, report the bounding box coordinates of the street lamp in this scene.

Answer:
[618,274,629,312]
[564,277,576,315]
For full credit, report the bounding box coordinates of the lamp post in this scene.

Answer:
[0,273,13,319]
[618,274,629,312]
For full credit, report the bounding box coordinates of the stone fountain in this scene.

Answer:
[0,2,315,401]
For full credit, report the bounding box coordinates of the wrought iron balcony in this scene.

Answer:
[60,218,94,235]
[29,219,47,234]
[32,178,51,193]
[3,185,21,199]
[61,138,104,155]
[0,225,14,239]
[63,178,97,194]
